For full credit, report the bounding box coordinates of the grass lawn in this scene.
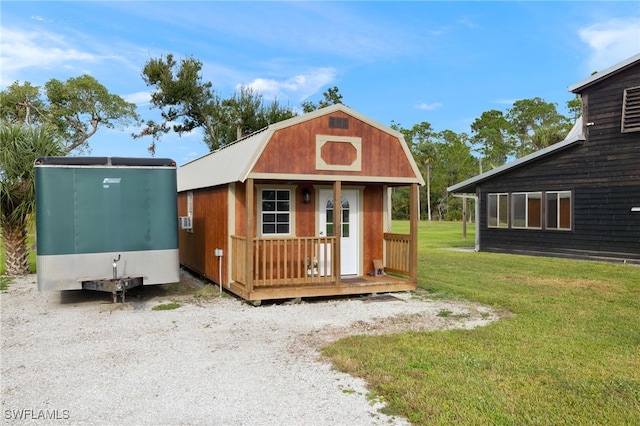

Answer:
[323,221,640,425]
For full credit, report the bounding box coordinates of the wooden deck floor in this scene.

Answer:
[228,274,416,302]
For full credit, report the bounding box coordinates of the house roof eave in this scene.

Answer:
[447,118,584,194]
[568,53,640,93]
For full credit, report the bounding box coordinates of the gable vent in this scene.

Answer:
[622,86,640,133]
[329,116,349,129]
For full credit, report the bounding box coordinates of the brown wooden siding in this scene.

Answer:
[477,63,640,263]
[252,111,416,180]
[295,183,316,237]
[178,186,229,283]
[363,185,384,274]
[234,182,246,236]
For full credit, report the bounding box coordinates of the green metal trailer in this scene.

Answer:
[34,157,180,301]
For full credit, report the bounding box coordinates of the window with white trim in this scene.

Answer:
[512,192,542,229]
[261,189,290,235]
[488,193,509,228]
[186,191,194,233]
[187,191,193,217]
[546,191,572,230]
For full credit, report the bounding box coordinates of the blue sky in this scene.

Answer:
[2,1,639,166]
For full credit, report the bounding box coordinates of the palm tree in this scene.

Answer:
[1,124,63,275]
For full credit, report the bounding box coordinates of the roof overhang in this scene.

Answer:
[447,118,585,194]
[568,53,640,93]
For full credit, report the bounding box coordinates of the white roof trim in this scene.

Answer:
[178,104,425,192]
[568,53,640,93]
[447,117,584,193]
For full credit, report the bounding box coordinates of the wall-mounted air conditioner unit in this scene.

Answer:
[179,216,192,230]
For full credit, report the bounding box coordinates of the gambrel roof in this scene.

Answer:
[178,104,425,192]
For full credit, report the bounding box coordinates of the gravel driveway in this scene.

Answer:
[1,272,499,425]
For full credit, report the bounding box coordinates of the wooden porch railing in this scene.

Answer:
[231,236,337,287]
[384,233,411,276]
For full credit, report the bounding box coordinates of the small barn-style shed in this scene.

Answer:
[448,54,640,264]
[177,104,425,301]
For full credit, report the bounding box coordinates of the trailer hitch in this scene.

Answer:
[81,255,144,303]
[112,254,121,280]
[82,276,143,303]
[111,254,125,303]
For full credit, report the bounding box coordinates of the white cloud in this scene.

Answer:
[415,102,443,111]
[0,25,144,89]
[578,18,640,71]
[0,26,99,85]
[124,91,151,105]
[244,67,337,101]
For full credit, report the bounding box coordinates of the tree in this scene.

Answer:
[470,98,573,170]
[263,97,297,127]
[567,96,582,121]
[431,130,477,220]
[301,86,344,113]
[137,54,296,152]
[1,76,140,154]
[391,121,476,221]
[0,81,46,126]
[214,86,296,148]
[136,54,220,153]
[1,124,64,275]
[391,121,436,219]
[506,97,571,156]
[44,75,140,154]
[470,110,513,170]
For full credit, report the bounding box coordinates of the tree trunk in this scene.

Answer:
[2,222,29,275]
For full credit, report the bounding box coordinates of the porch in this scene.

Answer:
[229,232,417,301]
[226,179,420,302]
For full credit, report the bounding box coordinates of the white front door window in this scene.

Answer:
[319,189,359,276]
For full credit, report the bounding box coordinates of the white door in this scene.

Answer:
[319,189,359,276]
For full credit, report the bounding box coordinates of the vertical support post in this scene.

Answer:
[409,183,419,284]
[333,180,341,286]
[425,159,432,222]
[462,197,467,239]
[245,178,254,293]
[386,186,393,232]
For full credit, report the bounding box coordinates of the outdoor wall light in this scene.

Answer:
[302,188,311,204]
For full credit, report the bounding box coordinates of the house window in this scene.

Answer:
[187,191,193,217]
[325,195,350,237]
[261,189,290,235]
[512,192,542,229]
[488,193,509,228]
[546,191,572,230]
[621,86,640,133]
[186,191,194,233]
